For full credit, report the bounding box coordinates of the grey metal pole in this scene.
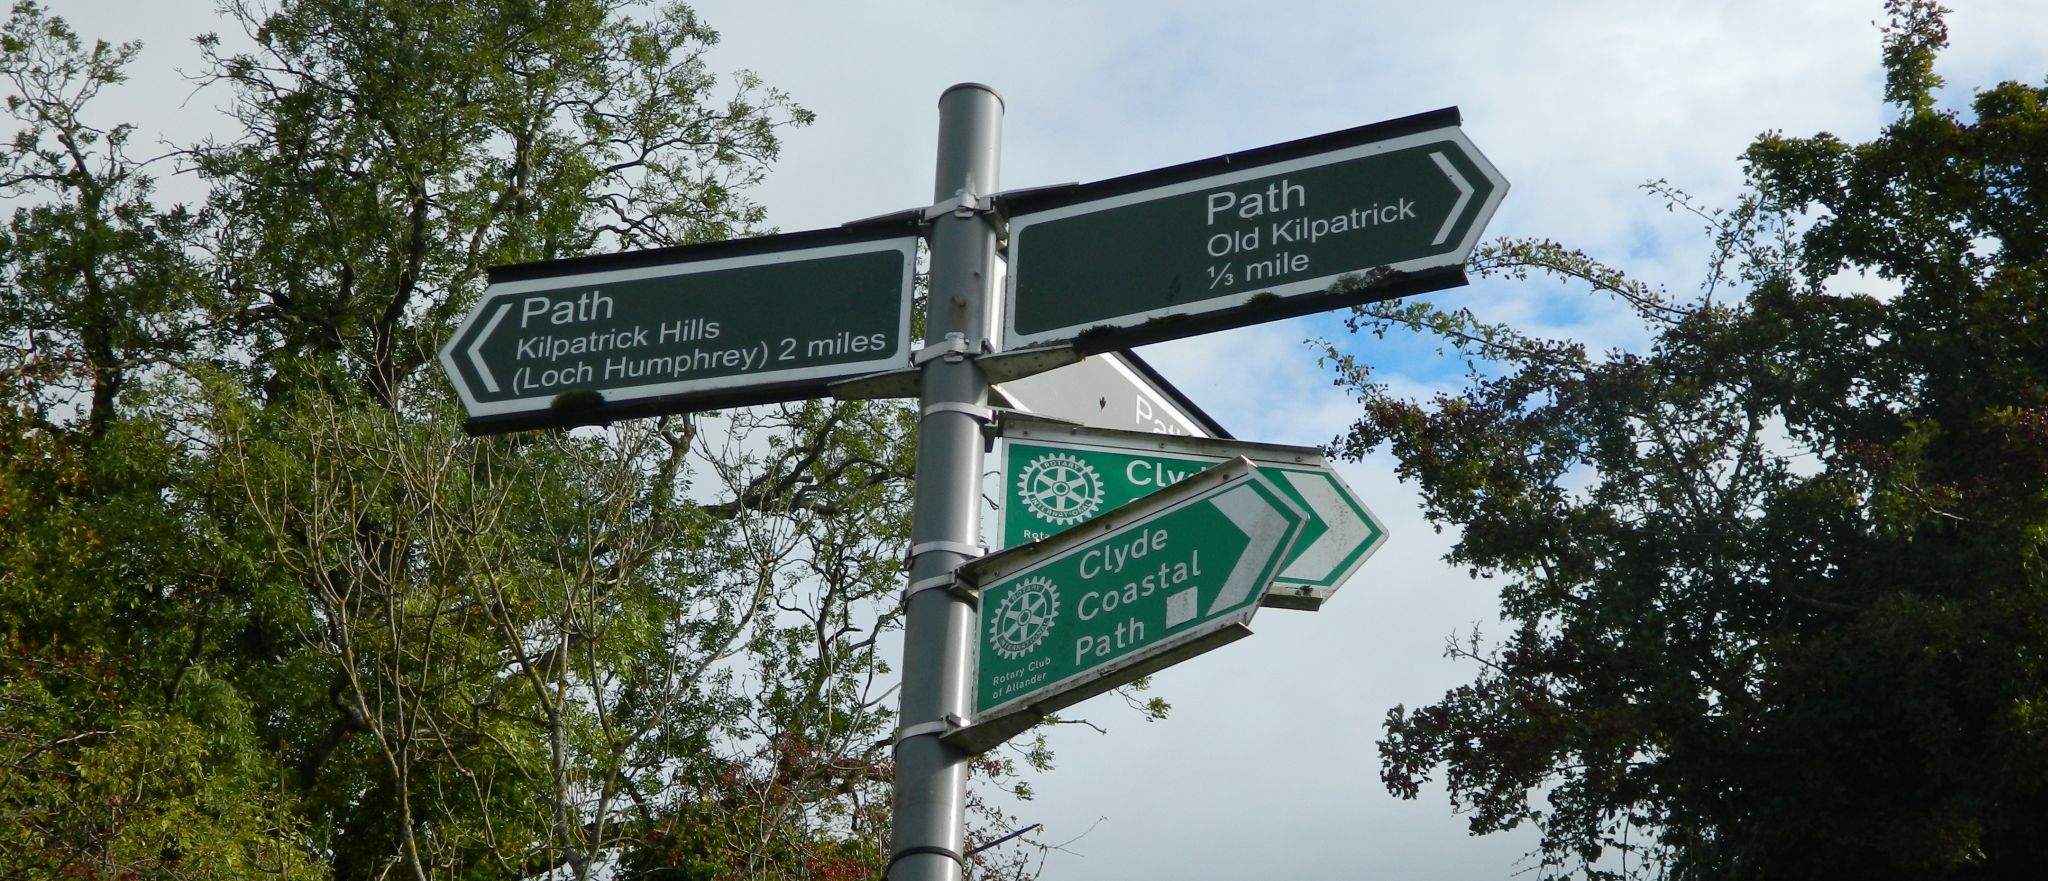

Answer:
[889,83,1002,881]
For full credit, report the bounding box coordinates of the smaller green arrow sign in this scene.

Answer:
[998,419,1386,610]
[945,458,1304,753]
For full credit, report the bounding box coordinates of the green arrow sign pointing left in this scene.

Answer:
[944,457,1305,754]
[441,226,916,435]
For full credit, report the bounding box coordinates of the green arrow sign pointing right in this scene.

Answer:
[998,419,1387,610]
[945,457,1305,754]
[999,108,1507,353]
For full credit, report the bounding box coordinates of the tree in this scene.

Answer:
[2,5,316,875]
[1325,2,2048,877]
[0,1,1044,878]
[0,1,203,436]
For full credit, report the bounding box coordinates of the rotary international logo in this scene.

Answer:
[1015,452,1105,525]
[988,576,1060,660]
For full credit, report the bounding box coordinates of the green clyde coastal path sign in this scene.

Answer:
[943,457,1305,754]
[998,419,1386,611]
[1001,107,1506,351]
[442,226,916,434]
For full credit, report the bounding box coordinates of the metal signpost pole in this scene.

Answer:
[889,84,1003,881]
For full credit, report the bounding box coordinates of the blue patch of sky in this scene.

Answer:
[1622,216,1672,265]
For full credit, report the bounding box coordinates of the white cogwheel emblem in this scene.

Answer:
[1016,452,1105,525]
[988,576,1060,660]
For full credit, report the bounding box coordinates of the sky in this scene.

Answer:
[44,0,2048,878]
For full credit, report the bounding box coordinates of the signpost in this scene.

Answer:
[942,457,1305,753]
[1000,108,1506,352]
[990,349,1231,439]
[441,226,917,434]
[999,419,1385,610]
[441,90,1502,881]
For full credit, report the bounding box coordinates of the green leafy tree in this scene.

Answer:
[0,1,203,436]
[1325,2,2048,877]
[193,0,805,408]
[1,1,1045,879]
[2,4,316,876]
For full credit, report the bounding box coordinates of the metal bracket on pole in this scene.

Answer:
[922,401,994,423]
[912,332,979,366]
[887,847,965,874]
[980,407,1030,449]
[903,574,957,597]
[922,187,996,223]
[837,340,1058,404]
[905,540,985,564]
[903,541,984,573]
[894,713,969,746]
[903,573,979,607]
[920,184,1004,242]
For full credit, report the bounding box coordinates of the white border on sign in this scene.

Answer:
[972,461,1305,721]
[1001,127,1508,350]
[995,432,1386,591]
[440,237,919,417]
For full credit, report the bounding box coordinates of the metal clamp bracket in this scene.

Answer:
[905,540,985,563]
[901,573,979,608]
[903,573,957,599]
[921,401,994,423]
[887,845,965,875]
[911,332,980,366]
[893,713,969,746]
[922,186,996,223]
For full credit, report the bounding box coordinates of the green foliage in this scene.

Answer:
[1327,2,2048,877]
[1,375,324,878]
[192,0,807,408]
[0,1,1041,879]
[0,0,205,436]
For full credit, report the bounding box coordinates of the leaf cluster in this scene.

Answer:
[0,2,1036,880]
[1327,2,2048,877]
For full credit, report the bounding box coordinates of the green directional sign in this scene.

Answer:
[1000,108,1506,352]
[999,419,1386,610]
[441,226,916,434]
[944,458,1304,753]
